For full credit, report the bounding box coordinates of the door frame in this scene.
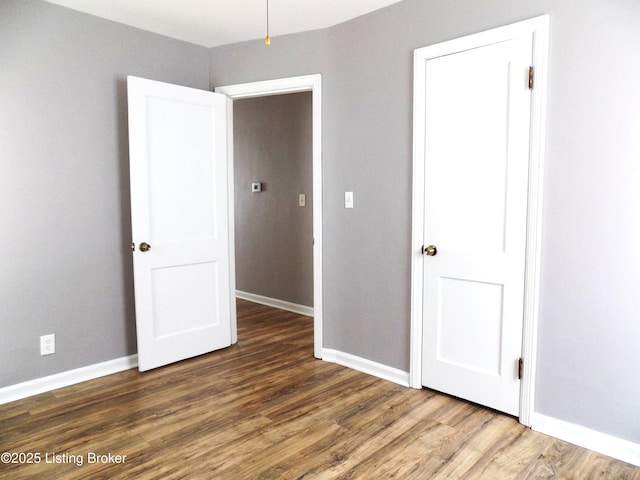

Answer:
[216,74,323,359]
[409,16,549,425]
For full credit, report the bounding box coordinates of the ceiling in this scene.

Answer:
[42,0,403,48]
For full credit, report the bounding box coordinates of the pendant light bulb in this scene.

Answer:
[265,0,271,46]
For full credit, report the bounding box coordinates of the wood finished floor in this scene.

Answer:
[1,299,639,479]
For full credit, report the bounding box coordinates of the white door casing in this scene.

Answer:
[410,16,549,424]
[216,75,324,360]
[128,76,234,371]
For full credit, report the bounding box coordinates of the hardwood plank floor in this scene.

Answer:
[1,299,639,479]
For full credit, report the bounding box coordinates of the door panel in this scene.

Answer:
[128,76,232,372]
[151,262,221,338]
[427,57,510,255]
[437,277,504,376]
[146,97,218,243]
[421,36,533,416]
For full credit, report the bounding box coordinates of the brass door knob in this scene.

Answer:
[423,245,437,256]
[139,242,151,252]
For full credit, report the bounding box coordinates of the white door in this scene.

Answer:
[127,76,233,372]
[420,36,533,415]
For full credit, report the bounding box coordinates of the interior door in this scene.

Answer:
[127,76,233,372]
[420,36,533,416]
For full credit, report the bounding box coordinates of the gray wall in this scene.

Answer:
[233,93,313,307]
[0,0,210,386]
[210,0,640,443]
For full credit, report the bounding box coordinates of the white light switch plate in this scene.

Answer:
[299,194,306,207]
[345,191,354,209]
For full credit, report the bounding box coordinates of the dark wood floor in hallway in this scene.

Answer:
[1,299,639,479]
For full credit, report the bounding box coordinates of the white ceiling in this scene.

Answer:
[42,0,403,48]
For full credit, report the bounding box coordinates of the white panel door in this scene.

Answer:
[127,76,232,372]
[421,36,533,415]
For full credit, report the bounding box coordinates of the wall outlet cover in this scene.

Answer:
[40,334,55,355]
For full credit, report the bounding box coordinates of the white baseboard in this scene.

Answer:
[0,354,138,405]
[236,290,314,317]
[531,412,640,467]
[322,348,410,387]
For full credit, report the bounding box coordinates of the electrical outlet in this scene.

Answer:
[40,334,55,355]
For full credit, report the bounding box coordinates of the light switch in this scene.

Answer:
[251,182,262,192]
[299,194,306,207]
[345,191,354,209]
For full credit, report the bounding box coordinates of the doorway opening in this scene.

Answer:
[216,75,323,359]
[233,93,314,314]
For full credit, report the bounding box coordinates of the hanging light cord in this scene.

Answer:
[265,0,271,45]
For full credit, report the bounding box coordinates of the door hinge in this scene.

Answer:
[528,66,534,90]
[518,357,524,380]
